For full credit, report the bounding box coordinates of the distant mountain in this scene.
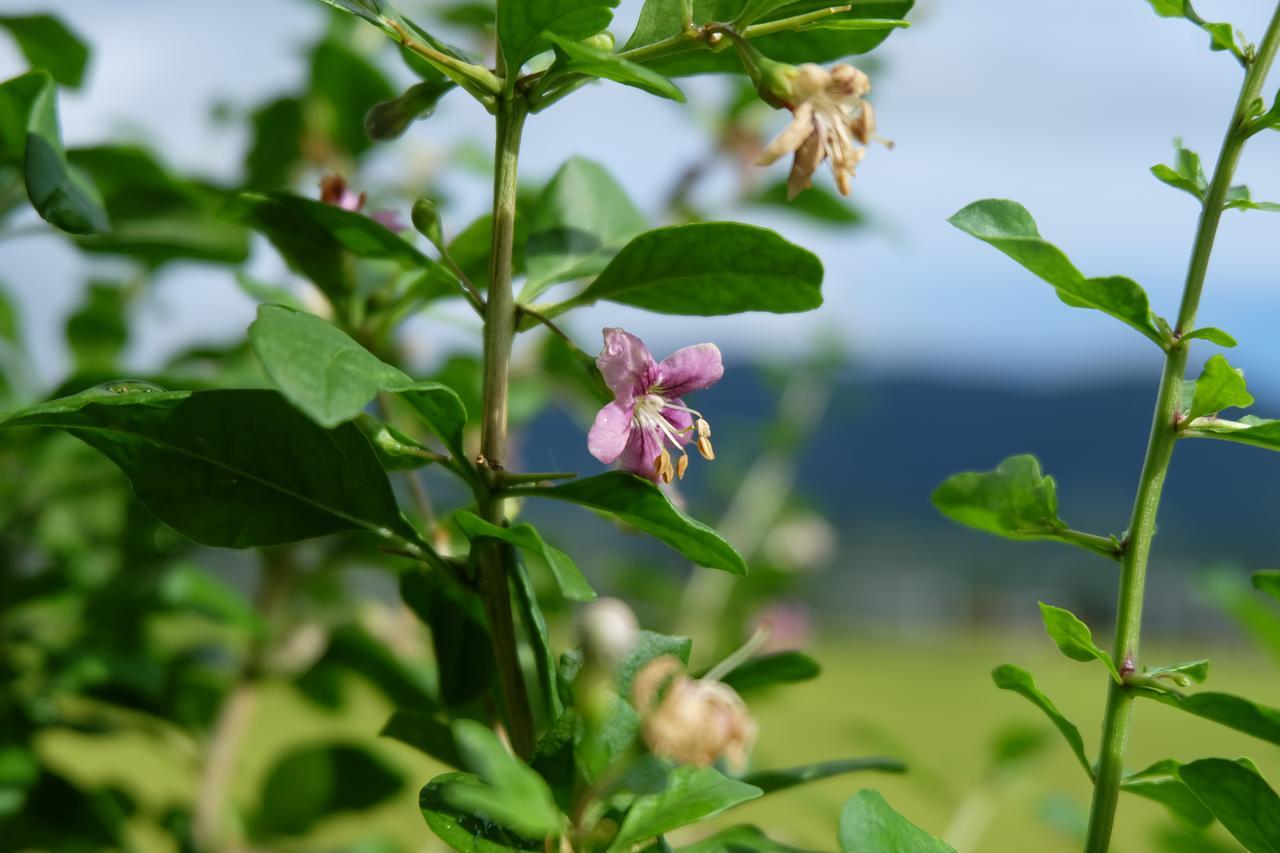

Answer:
[518,367,1279,637]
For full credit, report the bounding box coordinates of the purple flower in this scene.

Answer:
[588,328,723,483]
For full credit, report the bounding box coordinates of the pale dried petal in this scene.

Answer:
[757,102,815,166]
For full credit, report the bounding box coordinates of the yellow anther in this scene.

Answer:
[696,435,715,461]
[676,453,689,480]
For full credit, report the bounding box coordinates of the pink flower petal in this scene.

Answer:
[598,328,656,403]
[588,401,634,464]
[656,343,723,398]
[618,422,664,481]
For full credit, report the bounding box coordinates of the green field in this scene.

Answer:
[37,634,1278,852]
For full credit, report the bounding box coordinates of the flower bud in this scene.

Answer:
[411,198,443,247]
[578,597,639,667]
[580,31,615,52]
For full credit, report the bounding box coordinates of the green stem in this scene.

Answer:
[474,96,536,759]
[1083,6,1280,848]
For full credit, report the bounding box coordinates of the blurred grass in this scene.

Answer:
[36,632,1279,852]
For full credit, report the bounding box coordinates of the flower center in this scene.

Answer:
[632,391,715,483]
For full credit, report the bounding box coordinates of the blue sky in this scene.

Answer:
[2,0,1279,389]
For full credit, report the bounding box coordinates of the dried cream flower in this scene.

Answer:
[631,656,757,771]
[756,62,877,199]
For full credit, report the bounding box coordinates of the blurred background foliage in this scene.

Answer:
[2,1,1279,852]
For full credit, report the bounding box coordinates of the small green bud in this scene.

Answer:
[580,31,615,52]
[757,56,800,108]
[411,198,443,247]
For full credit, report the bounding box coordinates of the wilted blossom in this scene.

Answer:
[631,655,757,771]
[588,328,722,484]
[756,63,878,199]
[319,174,406,231]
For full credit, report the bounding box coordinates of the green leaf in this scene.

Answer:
[837,789,955,853]
[543,32,684,102]
[680,825,808,853]
[743,757,905,795]
[12,71,109,234]
[0,16,89,88]
[366,78,455,140]
[1038,603,1121,683]
[717,650,821,693]
[949,199,1165,346]
[991,664,1093,779]
[65,282,127,373]
[300,624,439,710]
[568,222,823,316]
[1120,760,1215,829]
[515,472,747,574]
[625,0,913,77]
[933,455,1115,558]
[1180,758,1280,851]
[1144,659,1210,686]
[1150,139,1206,200]
[522,156,648,301]
[1183,417,1280,453]
[1136,687,1280,747]
[254,743,404,838]
[608,765,762,850]
[224,192,426,300]
[1255,571,1280,604]
[497,0,620,73]
[400,569,496,706]
[455,511,596,602]
[511,557,564,722]
[1203,571,1280,666]
[1183,327,1237,347]
[1142,0,1244,60]
[381,710,462,767]
[0,387,417,549]
[1188,354,1254,422]
[421,771,541,851]
[446,720,561,838]
[249,305,469,462]
[316,0,403,36]
[1223,184,1280,213]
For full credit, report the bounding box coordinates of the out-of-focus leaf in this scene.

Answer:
[455,510,595,601]
[0,15,89,88]
[400,569,495,706]
[838,789,955,853]
[608,765,761,850]
[625,0,913,76]
[1179,758,1280,851]
[992,664,1093,779]
[717,650,820,693]
[310,38,397,157]
[949,199,1166,345]
[420,771,541,851]
[568,222,823,316]
[157,564,259,630]
[245,97,304,189]
[750,178,863,224]
[522,156,647,301]
[1255,571,1280,603]
[514,472,747,574]
[1203,571,1280,666]
[1121,759,1214,829]
[0,387,418,548]
[743,757,905,794]
[1038,603,1121,682]
[616,630,691,701]
[445,720,561,838]
[254,743,404,838]
[542,32,684,102]
[301,625,439,710]
[65,282,127,374]
[366,78,455,140]
[382,710,461,767]
[225,192,426,299]
[681,825,808,853]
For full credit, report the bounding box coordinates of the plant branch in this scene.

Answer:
[1083,5,1280,848]
[474,95,537,759]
